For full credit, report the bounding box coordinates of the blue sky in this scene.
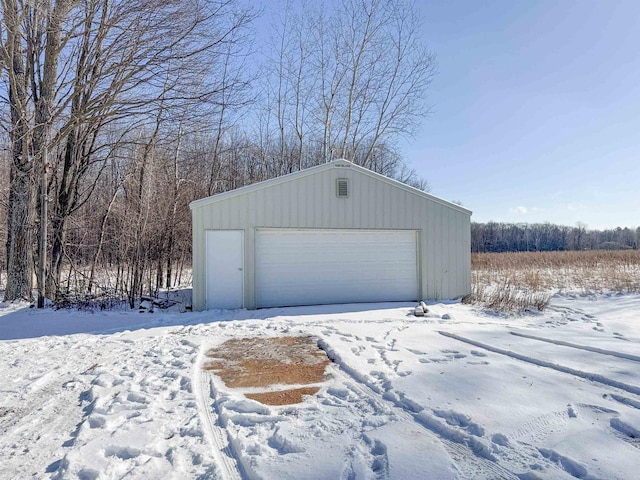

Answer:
[400,0,640,229]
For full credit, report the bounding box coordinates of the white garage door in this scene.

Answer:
[255,229,418,307]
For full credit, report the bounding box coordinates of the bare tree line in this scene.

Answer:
[0,0,435,306]
[472,222,640,253]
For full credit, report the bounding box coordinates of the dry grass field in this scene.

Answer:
[465,250,640,312]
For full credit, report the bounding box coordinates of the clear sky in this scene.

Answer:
[402,0,640,229]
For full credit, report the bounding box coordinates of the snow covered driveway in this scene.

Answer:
[1,295,639,479]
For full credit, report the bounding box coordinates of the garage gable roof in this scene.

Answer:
[189,159,471,215]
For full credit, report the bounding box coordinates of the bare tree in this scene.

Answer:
[260,0,435,180]
[1,0,256,303]
[2,0,39,301]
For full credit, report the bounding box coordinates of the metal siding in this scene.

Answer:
[422,201,433,298]
[246,189,256,226]
[255,188,265,226]
[288,180,296,227]
[428,203,437,298]
[451,213,459,297]
[463,212,472,296]
[449,211,457,298]
[393,183,403,229]
[246,226,256,309]
[219,198,229,228]
[457,212,465,296]
[190,163,472,310]
[387,182,395,228]
[321,172,329,225]
[191,209,203,310]
[434,205,444,298]
[443,210,451,298]
[402,188,411,228]
[416,229,423,299]
[347,171,356,227]
[432,204,439,298]
[330,172,340,228]
[310,174,319,225]
[366,172,377,227]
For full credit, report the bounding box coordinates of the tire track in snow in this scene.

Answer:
[194,346,243,480]
[326,364,516,479]
[508,410,570,443]
[317,339,519,480]
[439,331,640,396]
[610,394,640,410]
[510,331,640,363]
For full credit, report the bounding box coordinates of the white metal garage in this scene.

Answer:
[255,229,418,307]
[189,159,472,311]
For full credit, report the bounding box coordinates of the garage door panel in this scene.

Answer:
[256,229,418,307]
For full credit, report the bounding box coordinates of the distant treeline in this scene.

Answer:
[471,222,640,253]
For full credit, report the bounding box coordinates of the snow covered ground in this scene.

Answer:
[1,293,639,479]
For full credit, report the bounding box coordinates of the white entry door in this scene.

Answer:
[255,229,418,308]
[206,230,244,309]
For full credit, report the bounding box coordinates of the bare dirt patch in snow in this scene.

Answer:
[246,387,323,405]
[203,336,331,405]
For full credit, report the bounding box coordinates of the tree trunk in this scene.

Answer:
[3,0,34,302]
[5,167,35,301]
[48,214,67,300]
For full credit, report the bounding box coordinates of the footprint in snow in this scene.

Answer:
[441,350,466,360]
[491,433,509,446]
[362,437,389,476]
[88,415,107,429]
[433,409,485,437]
[407,348,426,355]
[470,350,487,357]
[351,346,365,356]
[104,445,141,460]
[326,387,350,400]
[126,392,148,404]
[427,357,448,363]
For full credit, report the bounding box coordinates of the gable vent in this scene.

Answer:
[336,178,349,198]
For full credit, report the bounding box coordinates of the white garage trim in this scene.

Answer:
[255,228,419,308]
